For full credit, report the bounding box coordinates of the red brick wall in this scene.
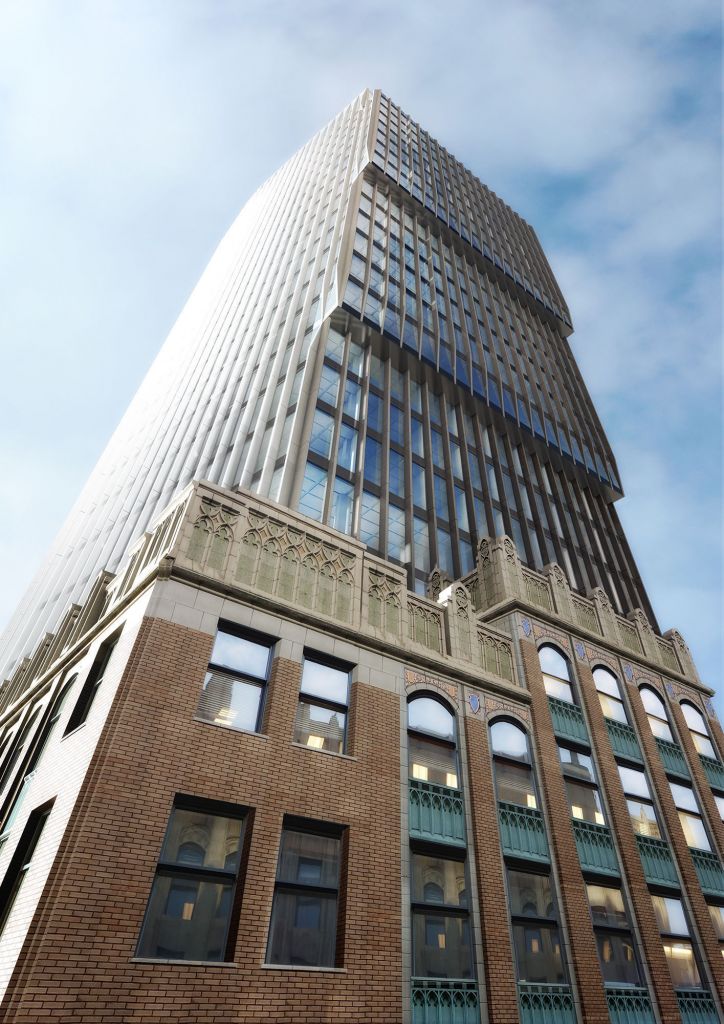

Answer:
[1,615,403,1023]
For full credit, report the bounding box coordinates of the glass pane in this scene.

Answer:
[137,874,233,960]
[592,666,621,698]
[691,731,716,758]
[343,378,361,420]
[413,517,430,574]
[595,932,640,986]
[640,687,667,718]
[670,782,699,813]
[681,703,708,734]
[507,869,554,918]
[298,462,327,521]
[412,854,467,906]
[652,895,689,936]
[210,631,270,678]
[294,701,345,754]
[318,364,340,406]
[626,799,661,839]
[359,491,380,548]
[558,746,595,783]
[337,424,358,473]
[364,436,382,485]
[276,830,340,886]
[436,528,454,576]
[648,714,674,742]
[390,404,405,445]
[412,912,473,979]
[662,940,701,988]
[309,408,335,459]
[267,890,337,967]
[709,903,724,940]
[490,720,528,760]
[496,761,537,808]
[538,646,570,681]
[618,765,651,800]
[387,504,407,562]
[412,463,426,506]
[300,660,348,704]
[409,735,458,788]
[197,672,263,733]
[715,794,724,821]
[543,674,573,704]
[389,450,406,497]
[598,693,628,724]
[566,780,605,825]
[409,696,454,740]
[586,885,627,927]
[512,923,564,983]
[329,476,354,534]
[678,812,711,851]
[161,809,243,870]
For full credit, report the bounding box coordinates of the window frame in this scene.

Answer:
[196,622,275,735]
[586,882,642,987]
[0,800,53,935]
[618,764,663,840]
[294,651,351,755]
[669,780,712,852]
[592,665,628,726]
[490,717,539,811]
[538,643,575,705]
[506,864,567,985]
[407,693,459,790]
[265,816,345,969]
[63,629,122,736]
[135,795,247,963]
[651,893,703,990]
[410,843,472,980]
[680,700,718,760]
[639,686,675,744]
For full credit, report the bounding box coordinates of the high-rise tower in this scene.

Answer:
[0,92,721,1024]
[1,88,652,681]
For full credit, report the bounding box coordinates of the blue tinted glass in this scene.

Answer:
[431,429,445,469]
[329,477,354,534]
[359,491,380,548]
[450,442,463,478]
[389,451,406,497]
[390,405,405,445]
[309,408,334,460]
[411,417,425,457]
[298,463,327,521]
[387,505,406,561]
[318,364,340,407]
[337,424,358,473]
[468,453,482,492]
[343,378,361,420]
[364,437,382,485]
[455,487,469,532]
[414,517,430,573]
[436,528,454,575]
[367,392,383,433]
[413,463,426,507]
[434,475,449,521]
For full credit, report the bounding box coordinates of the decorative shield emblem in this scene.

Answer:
[665,681,675,698]
[521,617,532,637]
[574,641,585,660]
[469,694,481,715]
[624,664,634,681]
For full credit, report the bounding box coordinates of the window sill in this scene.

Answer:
[131,958,237,968]
[291,742,357,762]
[193,718,268,740]
[261,963,347,973]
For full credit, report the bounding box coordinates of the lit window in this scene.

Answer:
[669,781,711,852]
[640,686,674,743]
[196,625,273,734]
[491,720,537,809]
[651,894,702,989]
[293,655,350,755]
[618,765,661,839]
[266,820,343,967]
[136,799,246,962]
[587,883,640,986]
[408,695,458,789]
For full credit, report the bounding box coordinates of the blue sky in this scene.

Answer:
[0,1,721,712]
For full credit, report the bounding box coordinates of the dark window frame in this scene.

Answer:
[198,622,276,735]
[294,651,352,755]
[0,800,53,934]
[63,629,122,736]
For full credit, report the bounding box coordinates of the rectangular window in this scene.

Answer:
[293,655,350,754]
[566,779,605,826]
[652,894,702,989]
[507,868,565,984]
[587,883,640,986]
[329,477,354,535]
[670,782,711,851]
[298,462,327,521]
[196,625,273,733]
[136,798,246,962]
[0,801,53,934]
[266,820,343,967]
[64,631,120,735]
[359,491,380,549]
[411,851,472,979]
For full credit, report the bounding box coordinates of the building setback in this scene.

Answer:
[0,90,721,1024]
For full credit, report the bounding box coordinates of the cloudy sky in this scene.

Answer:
[1,2,721,712]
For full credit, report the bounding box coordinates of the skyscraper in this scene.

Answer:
[0,91,721,1024]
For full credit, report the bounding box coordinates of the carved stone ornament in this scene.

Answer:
[188,496,241,567]
[503,537,518,565]
[478,537,491,568]
[584,645,618,673]
[550,563,567,589]
[591,587,612,612]
[532,621,570,651]
[631,608,654,636]
[521,616,532,638]
[483,694,531,725]
[574,641,586,661]
[704,697,718,722]
[404,667,459,705]
[624,663,634,682]
[468,693,481,714]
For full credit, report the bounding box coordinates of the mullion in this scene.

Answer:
[277,882,338,897]
[156,863,237,885]
[411,902,468,918]
[300,695,347,717]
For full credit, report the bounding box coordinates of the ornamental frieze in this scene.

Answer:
[404,667,459,705]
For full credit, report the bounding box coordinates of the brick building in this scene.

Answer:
[0,92,722,1023]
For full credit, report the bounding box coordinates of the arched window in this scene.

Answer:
[407,694,458,789]
[640,687,674,743]
[680,701,717,760]
[538,645,574,704]
[178,841,206,866]
[592,666,627,725]
[490,719,537,810]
